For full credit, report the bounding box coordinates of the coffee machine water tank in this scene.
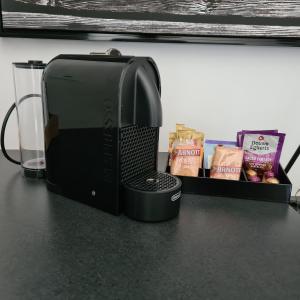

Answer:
[43,51,181,221]
[1,60,46,178]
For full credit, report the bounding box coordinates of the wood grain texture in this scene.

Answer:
[2,0,300,39]
[3,12,300,37]
[13,0,300,17]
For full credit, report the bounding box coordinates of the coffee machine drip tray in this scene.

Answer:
[125,171,179,191]
[123,171,181,222]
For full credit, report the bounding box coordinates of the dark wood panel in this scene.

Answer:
[208,0,300,18]
[1,0,300,43]
[13,0,300,17]
[3,12,300,37]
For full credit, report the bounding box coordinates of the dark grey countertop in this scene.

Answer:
[0,153,300,300]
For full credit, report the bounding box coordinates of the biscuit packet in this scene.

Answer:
[169,124,204,168]
[168,132,177,166]
[168,124,185,166]
[192,131,204,168]
[204,140,237,169]
[210,146,244,181]
[170,126,204,177]
[170,130,201,177]
[241,131,285,177]
[168,124,186,166]
[176,123,186,135]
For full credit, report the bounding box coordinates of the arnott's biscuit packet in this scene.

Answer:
[168,124,204,170]
[168,132,177,166]
[170,129,204,177]
[192,131,204,167]
[210,146,244,181]
[241,132,285,176]
[176,123,186,134]
[204,140,237,169]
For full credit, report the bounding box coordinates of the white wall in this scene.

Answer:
[0,37,299,192]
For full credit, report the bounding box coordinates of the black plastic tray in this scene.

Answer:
[163,153,292,204]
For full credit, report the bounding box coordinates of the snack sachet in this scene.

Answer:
[169,124,204,176]
[241,131,285,178]
[210,146,244,181]
[204,140,236,169]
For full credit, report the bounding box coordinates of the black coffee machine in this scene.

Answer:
[43,50,181,222]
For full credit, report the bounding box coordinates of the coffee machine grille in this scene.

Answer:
[120,126,159,182]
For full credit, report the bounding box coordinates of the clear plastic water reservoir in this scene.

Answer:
[13,60,46,177]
